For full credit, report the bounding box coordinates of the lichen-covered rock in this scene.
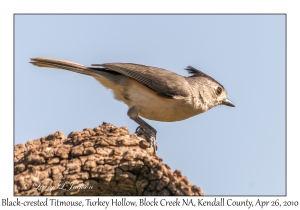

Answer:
[14,122,204,196]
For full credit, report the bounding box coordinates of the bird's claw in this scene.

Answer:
[135,126,142,134]
[135,126,158,153]
[149,136,158,152]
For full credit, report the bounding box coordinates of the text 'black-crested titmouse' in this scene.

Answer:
[30,58,235,152]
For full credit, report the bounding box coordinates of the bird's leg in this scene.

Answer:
[127,106,158,152]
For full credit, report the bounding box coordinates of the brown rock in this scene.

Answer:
[56,146,70,159]
[48,157,60,165]
[14,123,204,196]
[14,163,25,173]
[71,145,84,156]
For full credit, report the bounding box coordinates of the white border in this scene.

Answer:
[1,0,298,209]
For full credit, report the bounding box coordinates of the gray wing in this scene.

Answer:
[92,63,190,98]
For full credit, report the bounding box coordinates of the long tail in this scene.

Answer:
[30,58,102,77]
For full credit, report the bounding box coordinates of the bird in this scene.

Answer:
[30,58,235,152]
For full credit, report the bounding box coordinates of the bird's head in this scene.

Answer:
[185,66,235,109]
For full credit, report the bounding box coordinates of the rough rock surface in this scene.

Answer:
[14,123,204,196]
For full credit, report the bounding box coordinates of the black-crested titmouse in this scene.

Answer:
[30,58,235,152]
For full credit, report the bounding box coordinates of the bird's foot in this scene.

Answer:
[149,136,158,153]
[135,126,158,153]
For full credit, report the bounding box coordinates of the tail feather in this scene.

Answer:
[30,58,101,77]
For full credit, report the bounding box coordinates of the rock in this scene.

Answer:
[14,122,204,196]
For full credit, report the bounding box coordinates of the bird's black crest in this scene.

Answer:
[185,66,202,76]
[185,66,224,88]
[185,66,213,79]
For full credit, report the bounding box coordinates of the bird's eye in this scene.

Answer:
[216,87,222,95]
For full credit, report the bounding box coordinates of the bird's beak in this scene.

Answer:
[222,98,235,107]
